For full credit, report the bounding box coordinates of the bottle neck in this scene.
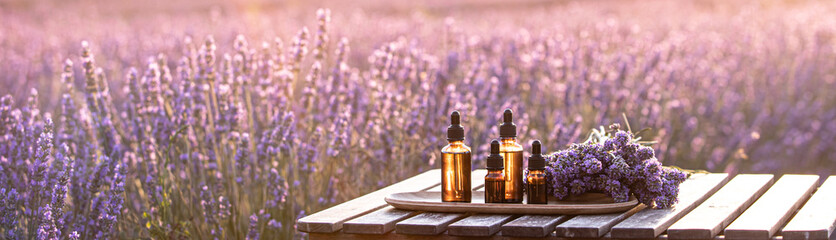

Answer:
[448,140,465,146]
[528,169,545,173]
[500,137,517,143]
[488,169,504,173]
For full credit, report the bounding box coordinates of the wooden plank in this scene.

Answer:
[610,173,730,238]
[554,204,647,238]
[393,169,488,235]
[297,169,442,233]
[395,212,468,235]
[311,232,499,240]
[725,175,819,239]
[341,206,418,234]
[445,185,506,237]
[782,176,836,240]
[448,214,516,237]
[667,174,774,239]
[386,191,637,214]
[342,169,486,234]
[500,215,572,238]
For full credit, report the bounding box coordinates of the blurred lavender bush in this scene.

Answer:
[2,0,836,238]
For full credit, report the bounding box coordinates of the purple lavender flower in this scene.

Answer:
[604,179,630,202]
[0,188,19,233]
[246,213,259,240]
[0,95,14,141]
[547,129,687,208]
[68,231,80,240]
[313,8,331,60]
[95,163,124,239]
[613,131,630,147]
[36,205,58,240]
[217,196,230,220]
[289,28,310,73]
[636,146,655,160]
[581,158,602,174]
[268,219,282,230]
[265,168,288,209]
[50,144,72,228]
[569,179,587,195]
[235,133,251,178]
[28,117,54,223]
[199,185,217,222]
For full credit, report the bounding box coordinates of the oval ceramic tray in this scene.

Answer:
[385,191,638,215]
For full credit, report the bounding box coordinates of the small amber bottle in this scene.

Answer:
[526,140,548,204]
[499,109,524,203]
[485,140,505,203]
[441,111,472,202]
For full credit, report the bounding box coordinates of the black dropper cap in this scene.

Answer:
[447,111,464,141]
[499,109,516,138]
[528,140,545,170]
[486,140,504,170]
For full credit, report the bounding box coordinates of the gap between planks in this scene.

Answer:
[340,169,487,234]
[610,173,731,239]
[724,174,819,239]
[667,174,775,240]
[394,170,488,235]
[782,175,836,240]
[297,169,442,233]
[555,204,647,238]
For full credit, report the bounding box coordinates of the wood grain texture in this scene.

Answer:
[782,176,836,240]
[391,170,488,236]
[395,212,468,235]
[500,215,571,238]
[725,175,819,239]
[342,169,486,234]
[447,214,515,236]
[554,204,646,238]
[667,174,774,240]
[310,232,450,240]
[341,206,418,234]
[312,232,563,240]
[297,169,441,233]
[312,232,785,240]
[386,191,638,215]
[610,173,730,239]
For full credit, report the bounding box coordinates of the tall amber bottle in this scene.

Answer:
[526,140,547,204]
[485,140,505,203]
[441,111,472,202]
[499,109,524,203]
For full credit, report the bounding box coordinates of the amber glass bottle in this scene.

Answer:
[441,111,472,202]
[485,140,505,203]
[526,140,547,204]
[499,109,523,203]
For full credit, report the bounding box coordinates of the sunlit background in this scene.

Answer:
[1,0,835,238]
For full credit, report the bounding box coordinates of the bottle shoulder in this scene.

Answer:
[442,143,472,153]
[499,140,524,152]
[526,170,547,179]
[485,171,504,180]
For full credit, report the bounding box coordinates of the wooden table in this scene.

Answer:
[298,169,836,240]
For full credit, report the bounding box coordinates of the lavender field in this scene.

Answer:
[1,0,835,238]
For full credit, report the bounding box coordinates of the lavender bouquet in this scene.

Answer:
[546,124,687,209]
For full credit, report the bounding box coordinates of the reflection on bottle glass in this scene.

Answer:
[485,139,505,203]
[526,140,547,204]
[441,111,471,202]
[499,109,523,203]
